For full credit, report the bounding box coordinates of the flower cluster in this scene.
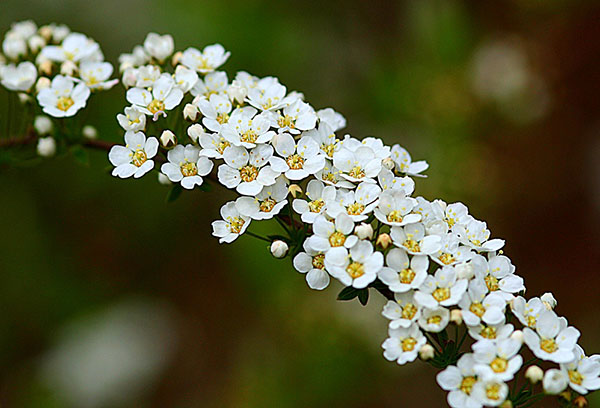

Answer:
[0,20,116,118]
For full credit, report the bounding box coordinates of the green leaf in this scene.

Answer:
[337,286,360,301]
[358,289,369,306]
[70,145,89,166]
[165,184,183,203]
[198,181,212,192]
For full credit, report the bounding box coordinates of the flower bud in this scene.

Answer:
[455,262,474,280]
[18,93,31,104]
[376,233,392,250]
[574,396,589,407]
[34,115,53,135]
[382,157,395,170]
[541,292,557,310]
[543,369,568,395]
[288,184,302,198]
[37,137,56,157]
[227,79,248,104]
[27,35,46,53]
[450,309,463,325]
[499,401,513,408]
[171,51,183,66]
[158,173,172,185]
[60,60,77,76]
[121,67,137,87]
[160,130,177,149]
[510,330,524,344]
[82,125,98,140]
[418,344,435,361]
[39,25,53,42]
[183,103,199,121]
[354,223,373,240]
[52,25,70,42]
[35,76,51,93]
[270,240,289,258]
[525,365,543,384]
[38,60,53,76]
[187,124,205,144]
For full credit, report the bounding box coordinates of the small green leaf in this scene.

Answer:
[198,181,212,192]
[166,184,183,203]
[337,286,360,301]
[71,145,89,166]
[358,289,369,306]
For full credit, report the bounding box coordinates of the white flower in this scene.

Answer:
[173,65,199,93]
[382,292,421,329]
[196,93,234,131]
[269,133,326,180]
[378,248,429,293]
[333,145,382,183]
[305,213,358,256]
[382,324,426,365]
[293,241,330,290]
[37,137,56,157]
[414,266,468,309]
[235,177,288,220]
[271,99,317,134]
[471,254,524,300]
[37,75,90,118]
[198,130,230,159]
[390,144,429,176]
[77,61,117,90]
[523,310,580,363]
[560,345,600,395]
[326,240,383,288]
[470,378,508,407]
[458,278,507,327]
[119,45,149,71]
[133,65,161,88]
[181,44,230,73]
[211,201,250,243]
[326,182,381,222]
[436,354,482,408]
[469,322,515,342]
[108,131,158,179]
[126,74,184,116]
[541,292,558,310]
[431,234,473,267]
[292,179,336,223]
[542,368,569,395]
[377,168,415,195]
[41,32,99,63]
[390,223,442,255]
[472,338,522,382]
[246,76,287,111]
[160,144,214,189]
[270,240,288,258]
[34,115,53,135]
[117,106,146,132]
[303,122,341,159]
[1,61,36,91]
[511,296,545,329]
[2,32,27,59]
[454,217,505,252]
[190,71,228,97]
[418,306,450,333]
[221,109,276,148]
[28,35,46,53]
[374,189,421,227]
[314,160,355,189]
[143,33,174,62]
[317,107,346,131]
[218,145,279,195]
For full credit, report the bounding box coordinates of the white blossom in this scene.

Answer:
[161,144,214,189]
[109,131,158,179]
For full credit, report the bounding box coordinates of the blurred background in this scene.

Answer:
[1,0,600,406]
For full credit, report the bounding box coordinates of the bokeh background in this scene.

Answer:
[1,0,600,406]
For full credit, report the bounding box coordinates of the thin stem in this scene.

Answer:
[245,230,271,242]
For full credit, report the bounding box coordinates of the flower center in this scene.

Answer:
[470,302,486,318]
[217,140,230,154]
[312,254,325,269]
[348,166,365,179]
[240,130,257,143]
[216,112,230,125]
[486,383,501,401]
[228,216,245,234]
[322,172,337,183]
[540,338,558,354]
[490,357,508,373]
[480,326,497,339]
[433,287,451,302]
[387,210,404,223]
[180,161,198,177]
[485,275,499,292]
[401,337,417,352]
[346,203,365,216]
[460,376,477,395]
[399,268,415,284]
[277,114,295,129]
[147,99,165,114]
[286,154,304,170]
[569,370,584,385]
[403,239,420,253]
[321,143,336,158]
[308,199,325,213]
[56,96,75,112]
[259,198,276,212]
[329,231,346,247]
[346,261,365,279]
[401,303,418,320]
[439,253,456,265]
[240,165,259,182]
[427,315,442,325]
[526,315,536,328]
[131,149,147,167]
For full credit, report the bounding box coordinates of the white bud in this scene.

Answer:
[18,93,31,104]
[187,123,205,144]
[143,32,174,62]
[27,35,46,53]
[382,157,395,170]
[227,80,248,104]
[450,309,463,325]
[82,125,98,140]
[270,240,289,258]
[183,103,199,121]
[34,115,53,135]
[158,173,172,185]
[36,137,56,157]
[35,77,51,93]
[60,60,77,76]
[419,344,435,361]
[121,67,137,87]
[543,369,568,395]
[171,51,183,67]
[52,25,70,42]
[38,59,53,76]
[455,262,475,280]
[541,292,557,310]
[525,365,544,384]
[39,25,53,42]
[354,223,373,240]
[510,330,524,344]
[160,130,177,148]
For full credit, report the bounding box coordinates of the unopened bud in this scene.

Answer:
[525,365,543,384]
[37,137,56,157]
[60,60,77,76]
[34,115,53,135]
[455,262,474,280]
[510,330,524,344]
[39,25,53,42]
[27,35,45,53]
[354,223,373,240]
[541,292,557,310]
[171,51,183,66]
[270,240,289,258]
[82,125,97,140]
[18,93,31,104]
[121,67,137,87]
[187,124,205,144]
[376,233,392,249]
[574,396,589,407]
[288,184,302,198]
[158,173,172,185]
[227,80,248,105]
[160,130,177,149]
[419,344,435,361]
[183,103,199,121]
[382,157,395,170]
[543,369,568,395]
[38,60,52,76]
[35,77,51,93]
[450,309,463,325]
